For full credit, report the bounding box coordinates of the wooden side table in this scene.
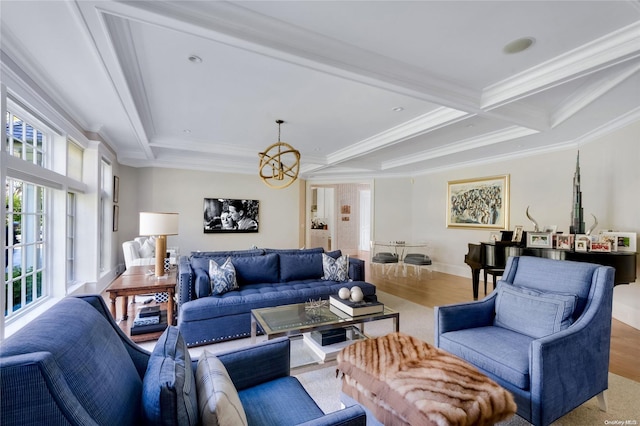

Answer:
[106,268,176,326]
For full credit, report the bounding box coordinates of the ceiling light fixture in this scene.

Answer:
[392,106,404,112]
[258,120,300,189]
[503,37,535,54]
[188,55,202,63]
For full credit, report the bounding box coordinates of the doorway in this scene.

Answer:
[307,182,371,256]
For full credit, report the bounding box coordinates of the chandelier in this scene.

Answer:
[258,120,300,189]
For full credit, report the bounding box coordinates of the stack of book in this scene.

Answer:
[329,295,384,316]
[131,306,167,336]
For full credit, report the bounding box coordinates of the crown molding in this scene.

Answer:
[326,107,471,167]
[575,106,640,146]
[382,126,539,170]
[482,21,640,110]
[92,0,480,112]
[72,1,156,160]
[551,60,640,128]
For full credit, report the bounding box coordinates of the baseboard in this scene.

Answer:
[612,283,640,330]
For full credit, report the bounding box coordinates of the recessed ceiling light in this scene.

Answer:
[188,55,202,63]
[392,107,404,112]
[503,37,535,54]
[183,129,192,134]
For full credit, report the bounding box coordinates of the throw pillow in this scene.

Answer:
[196,350,248,426]
[494,283,577,338]
[321,253,349,282]
[142,326,198,426]
[209,258,239,295]
[139,239,155,258]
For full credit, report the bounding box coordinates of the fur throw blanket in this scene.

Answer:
[337,332,516,426]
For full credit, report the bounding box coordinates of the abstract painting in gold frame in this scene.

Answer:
[447,175,509,230]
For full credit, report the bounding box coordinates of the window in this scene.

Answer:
[67,140,83,182]
[5,111,46,166]
[4,178,46,318]
[4,109,51,319]
[66,192,76,285]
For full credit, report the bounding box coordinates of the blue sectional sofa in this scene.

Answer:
[0,295,366,426]
[177,247,376,347]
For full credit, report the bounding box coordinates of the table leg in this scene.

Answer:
[121,296,129,321]
[250,315,257,344]
[167,291,175,326]
[109,294,117,320]
[394,314,400,332]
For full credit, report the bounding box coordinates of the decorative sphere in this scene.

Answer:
[338,287,351,300]
[350,286,364,302]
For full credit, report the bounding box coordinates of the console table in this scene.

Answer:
[465,241,637,300]
[106,266,176,325]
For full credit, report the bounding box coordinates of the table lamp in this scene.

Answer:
[139,212,179,277]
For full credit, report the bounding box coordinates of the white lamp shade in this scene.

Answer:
[139,212,179,236]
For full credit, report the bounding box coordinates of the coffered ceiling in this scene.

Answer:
[2,1,639,180]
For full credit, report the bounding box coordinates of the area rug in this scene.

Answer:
[145,291,640,425]
[295,291,640,425]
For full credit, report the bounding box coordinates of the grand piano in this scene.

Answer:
[465,240,637,300]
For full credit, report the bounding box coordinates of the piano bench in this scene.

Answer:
[484,268,505,295]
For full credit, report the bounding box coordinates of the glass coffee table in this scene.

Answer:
[251,301,399,368]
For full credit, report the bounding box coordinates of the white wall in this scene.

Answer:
[373,120,640,328]
[114,122,639,328]
[398,122,640,277]
[117,167,303,261]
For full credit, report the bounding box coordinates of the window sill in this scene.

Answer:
[4,297,62,339]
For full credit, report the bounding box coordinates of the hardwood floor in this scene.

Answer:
[360,255,640,382]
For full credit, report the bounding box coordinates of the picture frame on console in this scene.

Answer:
[556,234,574,250]
[203,198,259,233]
[527,232,553,248]
[575,235,590,252]
[446,174,509,230]
[590,241,612,253]
[512,225,524,243]
[602,232,637,253]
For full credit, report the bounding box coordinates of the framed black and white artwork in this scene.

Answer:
[204,198,259,233]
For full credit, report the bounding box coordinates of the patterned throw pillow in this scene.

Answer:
[321,253,349,282]
[196,350,248,426]
[209,258,239,295]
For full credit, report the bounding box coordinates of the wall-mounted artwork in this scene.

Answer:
[447,175,510,230]
[204,198,259,233]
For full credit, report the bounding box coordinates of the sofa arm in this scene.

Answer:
[177,256,195,309]
[216,338,290,391]
[1,352,99,426]
[297,405,366,426]
[349,258,365,282]
[434,295,496,346]
[130,258,155,267]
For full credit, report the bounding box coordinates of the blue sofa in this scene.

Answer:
[435,256,615,426]
[0,295,366,426]
[177,248,376,347]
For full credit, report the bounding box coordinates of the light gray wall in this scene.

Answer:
[117,121,639,275]
[372,120,640,280]
[116,167,303,260]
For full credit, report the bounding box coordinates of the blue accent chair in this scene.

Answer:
[435,256,615,426]
[0,295,366,426]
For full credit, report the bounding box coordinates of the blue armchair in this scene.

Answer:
[435,256,615,426]
[0,295,366,426]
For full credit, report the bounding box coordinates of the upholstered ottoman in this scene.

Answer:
[337,332,516,426]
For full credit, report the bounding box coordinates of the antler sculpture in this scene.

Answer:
[526,206,540,232]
